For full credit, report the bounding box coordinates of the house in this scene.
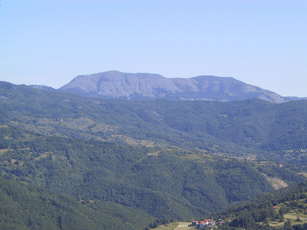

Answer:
[208,219,215,226]
[192,220,198,226]
[199,221,206,229]
[279,164,283,167]
[197,219,217,228]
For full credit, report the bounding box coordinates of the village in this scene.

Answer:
[150,218,225,230]
[191,219,222,228]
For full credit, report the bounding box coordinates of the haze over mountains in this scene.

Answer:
[56,71,301,103]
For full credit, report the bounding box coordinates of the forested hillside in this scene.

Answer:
[2,125,293,221]
[1,81,307,163]
[209,181,307,229]
[1,81,307,228]
[0,176,155,230]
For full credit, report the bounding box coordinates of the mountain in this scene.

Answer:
[59,71,287,103]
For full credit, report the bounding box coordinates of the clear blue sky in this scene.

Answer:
[1,0,306,96]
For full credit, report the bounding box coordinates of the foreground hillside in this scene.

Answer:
[1,125,293,221]
[0,176,155,230]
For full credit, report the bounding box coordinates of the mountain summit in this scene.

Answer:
[59,71,286,103]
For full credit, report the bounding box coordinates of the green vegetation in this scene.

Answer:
[1,82,307,228]
[1,81,307,163]
[208,181,307,229]
[0,176,155,230]
[0,124,305,227]
[1,125,287,221]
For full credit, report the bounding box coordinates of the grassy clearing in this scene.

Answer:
[153,222,197,230]
[298,172,307,178]
[0,149,10,154]
[268,203,307,227]
[269,214,307,228]
[269,220,287,227]
[284,212,307,222]
[153,222,178,230]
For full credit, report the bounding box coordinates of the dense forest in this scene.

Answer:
[0,176,156,230]
[0,124,306,227]
[0,125,287,218]
[1,82,307,228]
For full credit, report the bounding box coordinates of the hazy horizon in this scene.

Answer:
[1,0,306,97]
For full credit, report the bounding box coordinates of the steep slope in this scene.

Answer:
[59,71,287,103]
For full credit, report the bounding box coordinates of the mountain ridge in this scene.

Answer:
[58,71,288,103]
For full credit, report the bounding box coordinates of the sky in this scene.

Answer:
[0,0,306,97]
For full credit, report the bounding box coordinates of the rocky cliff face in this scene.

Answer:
[59,71,287,103]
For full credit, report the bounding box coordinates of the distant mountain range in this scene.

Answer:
[30,71,306,103]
